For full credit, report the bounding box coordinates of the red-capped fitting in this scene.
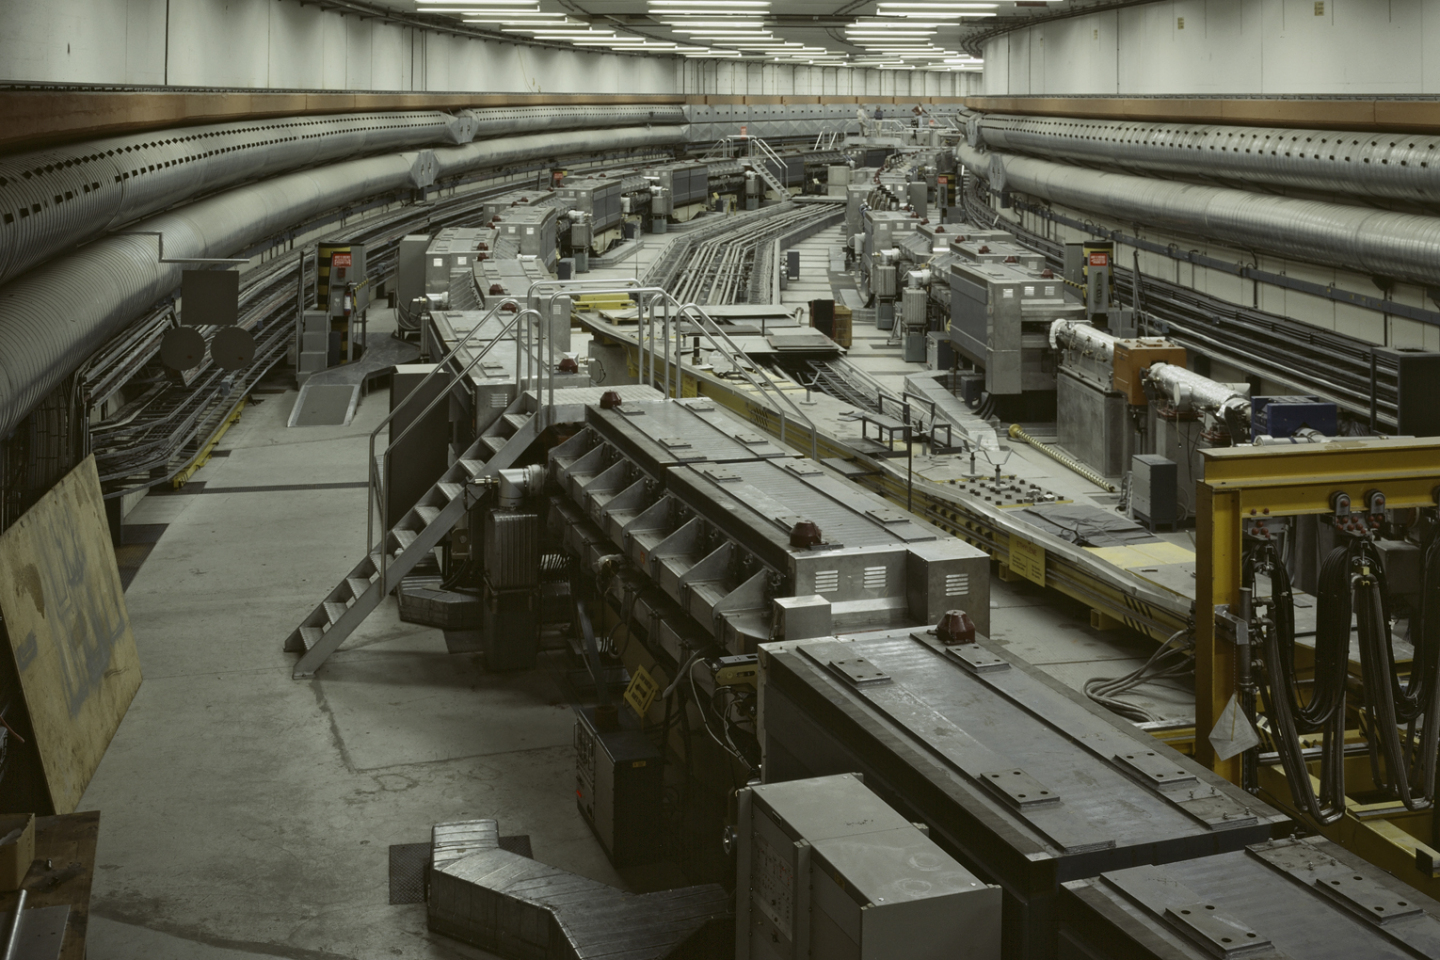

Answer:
[937,610,977,645]
[599,390,624,409]
[558,357,579,374]
[789,520,823,549]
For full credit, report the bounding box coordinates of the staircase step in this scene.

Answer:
[347,577,373,599]
[324,601,349,625]
[417,505,441,525]
[480,435,508,457]
[439,482,464,500]
[501,413,530,432]
[460,459,486,477]
[394,528,418,550]
[300,626,324,651]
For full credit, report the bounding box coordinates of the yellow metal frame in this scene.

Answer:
[1196,437,1440,893]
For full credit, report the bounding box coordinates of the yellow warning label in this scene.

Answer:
[1010,536,1046,587]
[624,664,660,719]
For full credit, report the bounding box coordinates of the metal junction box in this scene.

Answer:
[425,228,491,295]
[574,705,663,867]
[1131,453,1178,532]
[1251,395,1339,440]
[759,630,1286,960]
[492,205,558,270]
[1058,836,1440,960]
[737,773,1000,960]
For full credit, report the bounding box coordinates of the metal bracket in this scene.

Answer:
[1114,749,1198,788]
[978,768,1060,809]
[1164,902,1273,958]
[1214,604,1249,647]
[828,657,891,688]
[1314,873,1425,926]
[945,644,1010,674]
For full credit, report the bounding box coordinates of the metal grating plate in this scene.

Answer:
[391,835,532,904]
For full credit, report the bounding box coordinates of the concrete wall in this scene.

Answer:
[0,0,678,93]
[984,0,1440,96]
[0,0,980,98]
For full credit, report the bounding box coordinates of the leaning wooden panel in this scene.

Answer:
[0,456,141,814]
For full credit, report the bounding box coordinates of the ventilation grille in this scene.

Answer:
[946,573,970,597]
[815,570,839,594]
[490,394,508,408]
[863,566,887,591]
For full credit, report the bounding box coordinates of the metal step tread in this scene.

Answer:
[324,601,349,624]
[347,577,373,598]
[300,626,324,651]
[417,505,441,525]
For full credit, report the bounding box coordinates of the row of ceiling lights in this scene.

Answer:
[416,0,999,69]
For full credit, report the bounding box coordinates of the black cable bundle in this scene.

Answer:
[1354,538,1440,811]
[1251,540,1349,824]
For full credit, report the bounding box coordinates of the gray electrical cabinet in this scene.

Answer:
[737,773,1000,960]
[397,234,430,318]
[1131,453,1178,531]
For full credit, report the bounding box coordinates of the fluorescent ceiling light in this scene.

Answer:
[877,2,997,8]
[650,1,770,6]
[461,13,570,19]
[664,20,766,27]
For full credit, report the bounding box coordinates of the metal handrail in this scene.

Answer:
[526,279,819,458]
[365,298,522,552]
[373,306,543,590]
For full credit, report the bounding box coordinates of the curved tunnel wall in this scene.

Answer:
[0,124,684,442]
[981,1,1440,97]
[0,104,689,288]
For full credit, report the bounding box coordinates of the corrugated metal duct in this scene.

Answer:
[0,105,688,287]
[975,113,1440,206]
[958,141,1440,291]
[0,125,684,441]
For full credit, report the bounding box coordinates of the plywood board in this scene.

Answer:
[0,457,141,814]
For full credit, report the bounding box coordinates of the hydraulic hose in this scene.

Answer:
[1353,538,1440,811]
[1007,423,1117,493]
[1252,539,1348,825]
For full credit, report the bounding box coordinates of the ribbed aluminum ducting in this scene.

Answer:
[0,125,682,442]
[0,105,689,288]
[958,142,1440,290]
[977,114,1440,206]
[461,103,687,140]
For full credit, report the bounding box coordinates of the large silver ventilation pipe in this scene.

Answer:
[958,142,1440,290]
[975,113,1440,205]
[0,125,683,442]
[0,104,687,287]
[1144,361,1251,430]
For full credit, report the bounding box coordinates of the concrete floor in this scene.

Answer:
[78,217,1187,959]
[83,364,622,959]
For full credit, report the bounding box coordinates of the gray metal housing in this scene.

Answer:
[1059,836,1440,960]
[759,629,1286,960]
[548,400,990,651]
[737,773,1000,960]
[948,260,1083,396]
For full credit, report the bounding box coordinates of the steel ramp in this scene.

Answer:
[283,411,540,678]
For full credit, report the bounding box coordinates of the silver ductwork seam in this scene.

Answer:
[0,104,689,287]
[957,141,1440,290]
[0,125,684,441]
[976,113,1440,206]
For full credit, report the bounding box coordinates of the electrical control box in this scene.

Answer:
[1251,395,1338,440]
[1131,453,1178,531]
[574,705,663,868]
[736,773,1000,960]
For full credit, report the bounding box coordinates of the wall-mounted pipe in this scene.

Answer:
[0,104,687,287]
[0,125,684,442]
[975,113,1440,207]
[958,141,1440,291]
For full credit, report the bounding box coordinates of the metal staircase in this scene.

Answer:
[283,300,545,678]
[745,136,790,198]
